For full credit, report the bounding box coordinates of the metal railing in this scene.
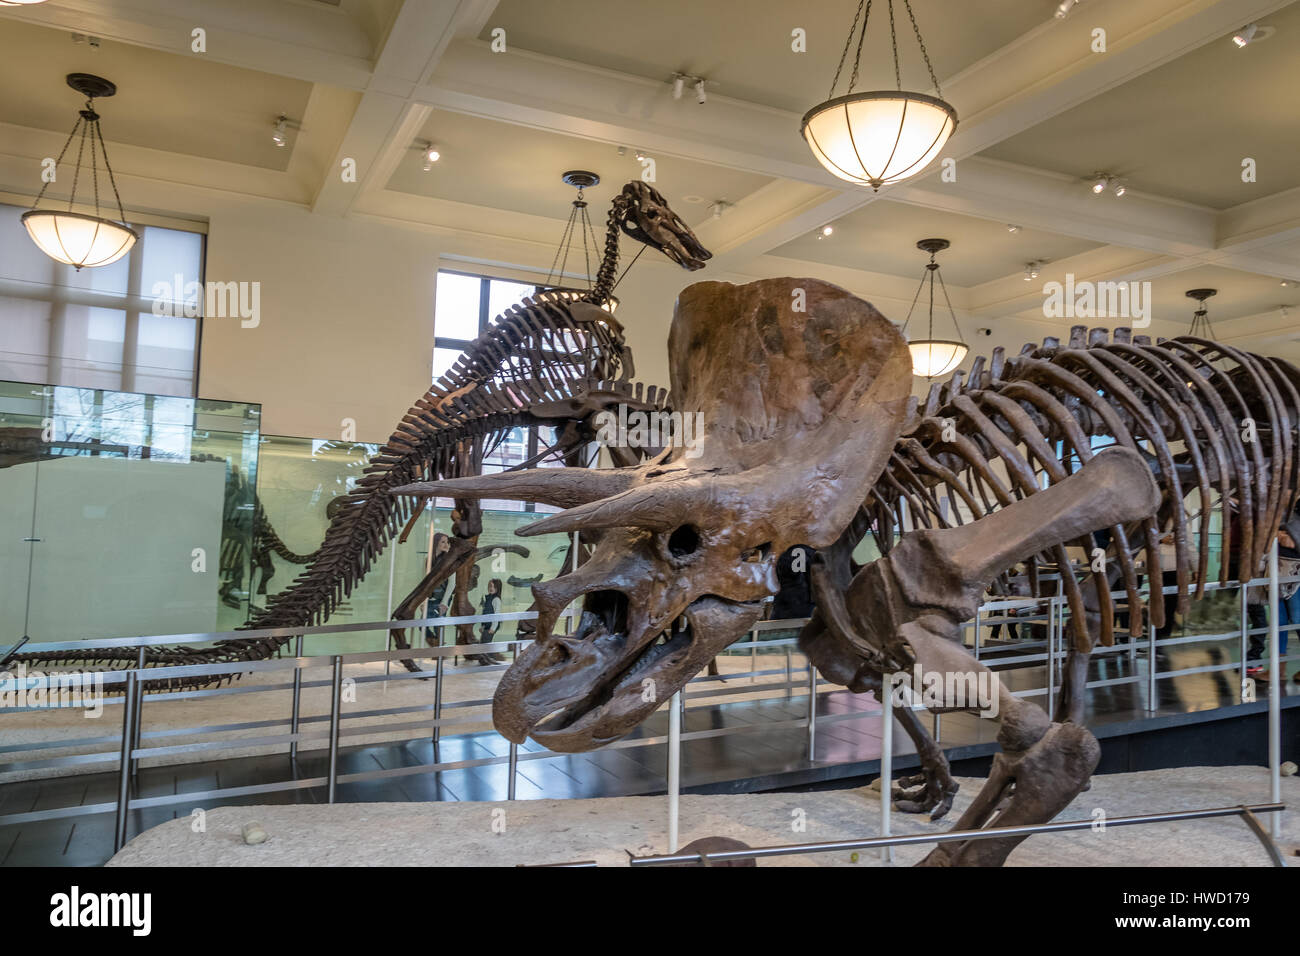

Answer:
[0,571,1292,856]
[625,803,1289,867]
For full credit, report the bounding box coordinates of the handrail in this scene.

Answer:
[623,803,1289,867]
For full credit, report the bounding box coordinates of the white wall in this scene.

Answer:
[200,201,442,443]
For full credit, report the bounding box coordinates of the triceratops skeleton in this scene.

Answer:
[396,276,1298,866]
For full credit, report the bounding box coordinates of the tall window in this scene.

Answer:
[434,269,576,513]
[0,201,204,396]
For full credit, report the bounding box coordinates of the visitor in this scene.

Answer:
[1256,522,1300,682]
[424,533,452,647]
[476,578,506,665]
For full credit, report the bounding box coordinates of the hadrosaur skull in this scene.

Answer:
[395,277,912,751]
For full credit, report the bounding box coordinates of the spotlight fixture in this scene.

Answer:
[708,199,731,220]
[802,0,956,190]
[1282,280,1292,287]
[1091,174,1108,194]
[634,150,648,162]
[415,140,441,171]
[1233,23,1258,47]
[1089,173,1124,196]
[272,115,289,148]
[1007,224,1021,233]
[1055,0,1084,18]
[820,225,834,237]
[1186,288,1217,338]
[1024,261,1041,282]
[902,238,967,378]
[1111,180,1127,197]
[22,73,138,270]
[672,74,685,100]
[694,78,707,105]
[669,73,708,104]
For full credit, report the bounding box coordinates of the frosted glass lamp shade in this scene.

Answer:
[22,210,138,270]
[909,339,967,378]
[802,92,956,189]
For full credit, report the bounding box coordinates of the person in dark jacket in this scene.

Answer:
[476,578,506,665]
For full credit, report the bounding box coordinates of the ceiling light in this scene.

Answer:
[22,73,138,270]
[802,0,956,191]
[1233,23,1258,47]
[1055,0,1080,18]
[1091,174,1108,194]
[541,171,619,314]
[694,78,707,105]
[1007,224,1021,233]
[821,225,834,237]
[1111,180,1126,197]
[0,1,53,5]
[903,238,967,378]
[271,115,289,148]
[634,150,648,162]
[672,74,685,100]
[1281,280,1291,287]
[1024,261,1041,281]
[1186,288,1218,338]
[708,199,731,220]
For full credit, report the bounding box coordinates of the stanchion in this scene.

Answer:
[880,672,893,864]
[113,670,138,853]
[667,689,681,853]
[327,655,342,804]
[432,637,445,762]
[1267,540,1281,839]
[1239,583,1249,700]
[507,740,518,800]
[130,647,145,778]
[289,633,303,762]
[806,664,817,758]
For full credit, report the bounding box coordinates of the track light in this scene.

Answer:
[1055,0,1079,19]
[708,200,731,220]
[1233,23,1258,47]
[820,225,834,238]
[1091,175,1108,194]
[694,78,707,105]
[1111,180,1126,197]
[272,115,288,148]
[672,74,685,99]
[634,150,648,162]
[423,145,440,171]
[1007,224,1021,233]
[1024,261,1040,281]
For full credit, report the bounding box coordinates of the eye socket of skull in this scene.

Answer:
[666,524,701,558]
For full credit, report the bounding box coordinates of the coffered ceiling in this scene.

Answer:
[0,0,1298,351]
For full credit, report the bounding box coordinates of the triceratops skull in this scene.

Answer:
[393,278,911,751]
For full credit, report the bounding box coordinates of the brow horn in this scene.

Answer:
[389,468,639,509]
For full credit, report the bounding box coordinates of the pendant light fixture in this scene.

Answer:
[802,0,957,190]
[902,238,967,378]
[541,171,618,313]
[22,74,138,270]
[1186,288,1218,338]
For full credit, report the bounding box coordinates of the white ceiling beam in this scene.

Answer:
[312,0,499,216]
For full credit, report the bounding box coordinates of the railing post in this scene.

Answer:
[750,624,758,682]
[113,670,138,853]
[972,606,980,660]
[507,740,518,800]
[1239,582,1250,701]
[289,633,303,763]
[1267,543,1281,839]
[327,654,342,804]
[805,661,817,759]
[784,644,792,698]
[130,647,145,778]
[1147,614,1158,713]
[432,638,444,763]
[1045,597,1055,713]
[880,670,894,863]
[667,689,681,853]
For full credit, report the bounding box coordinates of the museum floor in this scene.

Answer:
[2,631,1294,867]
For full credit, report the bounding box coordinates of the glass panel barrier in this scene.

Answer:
[0,379,260,647]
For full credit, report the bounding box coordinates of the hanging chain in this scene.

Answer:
[935,263,964,344]
[889,0,901,90]
[93,118,128,222]
[30,114,84,209]
[829,0,943,98]
[902,0,943,95]
[69,112,90,212]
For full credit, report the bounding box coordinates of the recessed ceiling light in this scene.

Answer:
[820,225,834,237]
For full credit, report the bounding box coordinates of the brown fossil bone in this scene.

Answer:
[393,277,914,750]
